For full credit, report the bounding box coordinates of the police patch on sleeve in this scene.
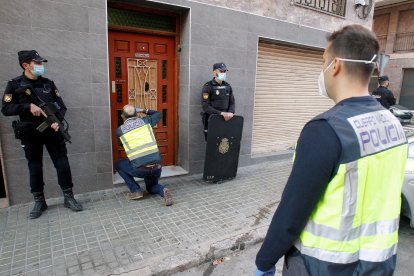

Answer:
[3,94,12,102]
[203,93,209,100]
[55,89,60,97]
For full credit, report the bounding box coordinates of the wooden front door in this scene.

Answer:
[108,31,175,167]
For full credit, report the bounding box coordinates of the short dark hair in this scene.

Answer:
[327,25,379,82]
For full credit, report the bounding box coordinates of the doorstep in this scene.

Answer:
[113,165,189,185]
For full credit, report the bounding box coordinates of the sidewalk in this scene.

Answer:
[0,158,292,276]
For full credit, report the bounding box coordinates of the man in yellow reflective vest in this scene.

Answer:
[254,25,407,275]
[116,104,173,206]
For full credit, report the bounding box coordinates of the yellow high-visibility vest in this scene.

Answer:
[295,103,407,264]
[120,123,159,161]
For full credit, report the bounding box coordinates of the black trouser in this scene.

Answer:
[202,113,209,141]
[21,126,73,193]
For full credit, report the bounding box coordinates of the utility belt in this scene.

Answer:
[142,163,161,170]
[12,120,39,139]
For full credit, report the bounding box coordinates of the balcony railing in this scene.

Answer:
[295,0,346,17]
[394,32,414,52]
[377,35,387,53]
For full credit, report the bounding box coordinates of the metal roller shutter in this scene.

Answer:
[252,41,333,155]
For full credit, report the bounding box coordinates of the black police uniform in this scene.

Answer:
[201,78,235,140]
[372,86,396,109]
[1,74,72,194]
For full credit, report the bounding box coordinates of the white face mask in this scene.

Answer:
[318,55,377,99]
[318,60,334,98]
[217,72,226,82]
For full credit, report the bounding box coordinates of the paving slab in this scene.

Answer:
[0,159,292,276]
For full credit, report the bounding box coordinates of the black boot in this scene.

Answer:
[62,188,83,211]
[29,192,48,219]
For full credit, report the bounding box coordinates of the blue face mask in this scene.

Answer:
[217,72,226,81]
[31,65,45,77]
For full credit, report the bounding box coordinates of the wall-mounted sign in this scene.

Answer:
[135,53,150,58]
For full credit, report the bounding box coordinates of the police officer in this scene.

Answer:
[372,75,396,109]
[201,63,235,140]
[1,50,82,219]
[116,105,174,206]
[255,25,407,276]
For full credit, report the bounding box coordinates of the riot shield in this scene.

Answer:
[203,115,244,182]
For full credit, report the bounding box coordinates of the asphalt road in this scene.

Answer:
[175,217,414,276]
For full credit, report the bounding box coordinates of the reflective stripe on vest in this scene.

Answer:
[120,123,159,161]
[296,107,407,265]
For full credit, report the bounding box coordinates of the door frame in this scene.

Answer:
[108,3,181,165]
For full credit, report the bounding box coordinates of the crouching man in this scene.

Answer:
[116,105,173,206]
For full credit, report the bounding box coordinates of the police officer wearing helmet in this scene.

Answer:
[372,75,396,109]
[1,50,83,219]
[255,25,407,276]
[201,63,235,140]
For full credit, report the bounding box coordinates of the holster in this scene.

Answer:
[201,112,209,128]
[12,120,37,140]
[12,120,23,139]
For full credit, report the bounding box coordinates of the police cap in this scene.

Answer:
[213,63,228,72]
[378,75,389,82]
[18,50,48,66]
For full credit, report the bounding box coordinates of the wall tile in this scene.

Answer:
[296,26,327,49]
[189,105,204,125]
[92,83,110,107]
[189,3,217,28]
[66,130,95,154]
[190,45,217,66]
[95,129,112,152]
[96,172,114,190]
[88,7,107,34]
[64,108,94,132]
[0,0,31,26]
[4,159,31,205]
[32,0,89,32]
[213,48,248,69]
[32,28,91,59]
[91,59,109,83]
[189,159,204,174]
[78,0,106,9]
[95,151,113,173]
[0,23,33,55]
[93,106,111,130]
[189,141,205,162]
[179,44,190,69]
[71,173,99,194]
[191,23,216,46]
[0,53,21,83]
[216,28,248,50]
[43,152,96,181]
[216,7,248,32]
[1,133,25,161]
[45,58,92,84]
[88,34,108,60]
[189,123,205,145]
[240,138,252,155]
[55,81,93,108]
[0,116,15,136]
[189,84,205,106]
[226,68,247,88]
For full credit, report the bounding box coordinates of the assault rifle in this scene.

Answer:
[16,84,72,143]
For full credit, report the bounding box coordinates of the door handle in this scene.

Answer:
[111,81,116,93]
